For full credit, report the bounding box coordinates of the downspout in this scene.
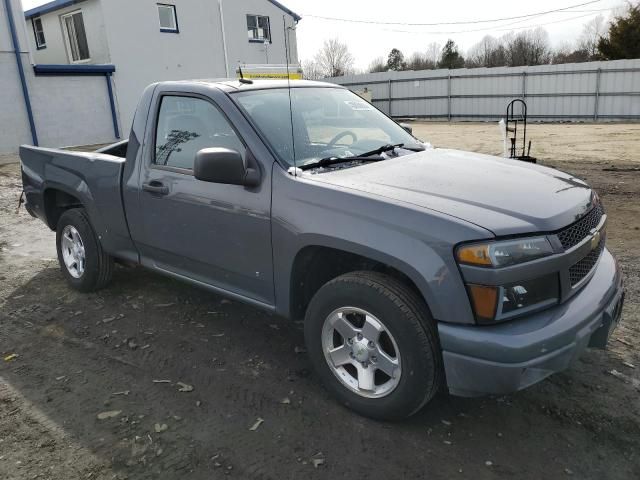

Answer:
[3,0,38,145]
[105,73,120,139]
[217,0,229,77]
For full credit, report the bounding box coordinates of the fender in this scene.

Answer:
[271,168,491,325]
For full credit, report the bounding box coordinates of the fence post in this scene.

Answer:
[447,73,451,121]
[594,68,601,121]
[387,79,392,116]
[521,71,527,99]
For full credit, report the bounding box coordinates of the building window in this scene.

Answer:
[61,11,90,62]
[247,15,271,42]
[32,17,46,49]
[157,4,179,33]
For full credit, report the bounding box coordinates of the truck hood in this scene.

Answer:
[305,148,595,236]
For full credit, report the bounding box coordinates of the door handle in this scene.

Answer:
[142,182,169,195]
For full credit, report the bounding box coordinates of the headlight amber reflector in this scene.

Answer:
[468,274,560,324]
[457,244,491,266]
[468,285,499,322]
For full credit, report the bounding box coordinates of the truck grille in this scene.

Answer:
[557,204,604,250]
[569,238,605,286]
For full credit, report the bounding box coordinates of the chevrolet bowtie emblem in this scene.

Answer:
[591,230,601,250]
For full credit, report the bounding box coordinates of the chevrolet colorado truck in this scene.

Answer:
[20,80,624,419]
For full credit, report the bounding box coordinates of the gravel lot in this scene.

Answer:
[1,122,639,479]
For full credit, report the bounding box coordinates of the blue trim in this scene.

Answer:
[160,27,179,33]
[267,0,301,21]
[24,0,84,19]
[33,64,116,76]
[24,0,300,22]
[4,0,38,146]
[105,73,120,139]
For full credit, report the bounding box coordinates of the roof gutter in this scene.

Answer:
[24,0,83,19]
[267,0,301,22]
[4,0,38,146]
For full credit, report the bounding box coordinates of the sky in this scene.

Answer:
[21,0,624,70]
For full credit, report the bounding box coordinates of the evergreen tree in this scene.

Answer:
[438,40,465,69]
[386,48,407,71]
[598,4,640,59]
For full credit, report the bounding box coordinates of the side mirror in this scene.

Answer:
[194,148,260,187]
[399,123,413,135]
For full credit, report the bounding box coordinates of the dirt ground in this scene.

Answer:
[1,122,639,480]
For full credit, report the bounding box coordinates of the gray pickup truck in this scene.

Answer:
[20,79,624,419]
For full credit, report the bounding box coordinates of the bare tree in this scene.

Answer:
[302,59,323,80]
[406,52,436,70]
[551,45,590,64]
[578,14,606,58]
[504,28,551,66]
[466,35,506,67]
[425,42,441,67]
[368,56,387,73]
[530,27,552,65]
[314,38,355,78]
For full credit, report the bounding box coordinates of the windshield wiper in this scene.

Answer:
[298,142,426,171]
[298,155,384,171]
[356,143,406,158]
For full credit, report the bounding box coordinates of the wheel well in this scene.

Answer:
[43,189,83,230]
[289,246,422,320]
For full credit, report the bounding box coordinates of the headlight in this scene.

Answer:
[456,236,554,268]
[467,274,560,324]
[457,237,558,323]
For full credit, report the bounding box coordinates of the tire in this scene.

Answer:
[56,208,113,292]
[304,271,443,420]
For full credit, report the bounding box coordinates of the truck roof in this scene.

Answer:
[160,79,342,92]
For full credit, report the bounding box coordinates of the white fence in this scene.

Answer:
[326,59,640,122]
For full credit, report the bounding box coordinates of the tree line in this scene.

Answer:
[304,3,640,78]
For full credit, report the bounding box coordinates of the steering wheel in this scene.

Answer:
[327,130,358,148]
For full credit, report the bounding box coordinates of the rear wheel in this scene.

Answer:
[56,208,113,292]
[304,271,442,420]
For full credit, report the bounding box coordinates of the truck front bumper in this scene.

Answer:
[439,248,624,397]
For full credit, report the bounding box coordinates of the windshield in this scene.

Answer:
[232,87,418,168]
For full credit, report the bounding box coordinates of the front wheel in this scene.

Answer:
[304,271,443,420]
[56,208,113,292]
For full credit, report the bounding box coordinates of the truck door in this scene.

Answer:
[135,92,274,307]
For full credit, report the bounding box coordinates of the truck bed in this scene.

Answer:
[20,143,136,262]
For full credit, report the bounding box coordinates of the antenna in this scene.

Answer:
[237,65,252,84]
[283,15,297,175]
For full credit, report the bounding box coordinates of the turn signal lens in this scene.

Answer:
[468,285,498,322]
[457,244,491,266]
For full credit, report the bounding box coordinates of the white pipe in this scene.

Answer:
[217,0,229,78]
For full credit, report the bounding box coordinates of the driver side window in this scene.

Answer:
[155,95,245,170]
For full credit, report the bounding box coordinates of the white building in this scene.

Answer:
[1,0,36,153]
[2,0,122,153]
[23,0,301,131]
